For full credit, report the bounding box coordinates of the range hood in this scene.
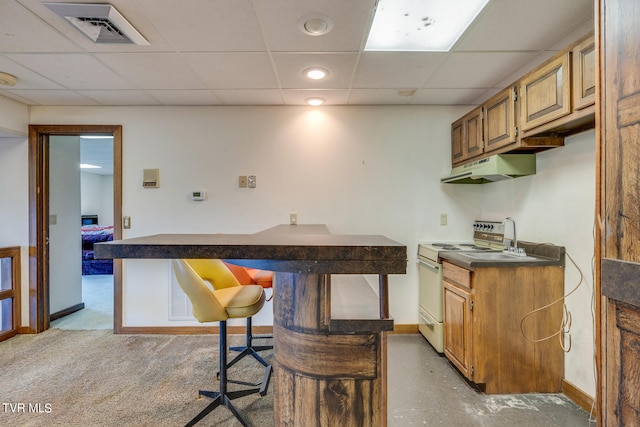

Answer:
[441,154,536,184]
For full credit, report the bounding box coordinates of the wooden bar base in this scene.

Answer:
[273,272,387,426]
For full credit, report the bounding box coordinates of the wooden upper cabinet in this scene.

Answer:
[451,117,465,164]
[519,52,572,132]
[451,106,483,165]
[572,35,596,110]
[483,86,517,153]
[448,34,594,168]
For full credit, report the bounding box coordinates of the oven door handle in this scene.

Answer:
[419,312,434,326]
[418,258,440,273]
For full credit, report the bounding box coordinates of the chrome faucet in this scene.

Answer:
[502,217,517,250]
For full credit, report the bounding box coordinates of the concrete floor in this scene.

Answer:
[387,334,595,426]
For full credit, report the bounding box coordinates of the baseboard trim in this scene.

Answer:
[562,379,595,417]
[391,324,419,334]
[117,324,419,335]
[50,303,85,321]
[119,325,273,335]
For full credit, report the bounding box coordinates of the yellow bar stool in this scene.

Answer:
[172,259,271,426]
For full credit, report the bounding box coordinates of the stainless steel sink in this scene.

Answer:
[459,252,540,261]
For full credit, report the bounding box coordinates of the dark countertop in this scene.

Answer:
[439,241,565,271]
[94,224,407,274]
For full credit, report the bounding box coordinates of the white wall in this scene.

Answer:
[81,172,114,226]
[481,130,596,396]
[27,105,595,397]
[49,136,82,313]
[0,96,29,326]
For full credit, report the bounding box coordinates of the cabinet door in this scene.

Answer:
[451,107,483,165]
[483,86,517,153]
[572,35,596,110]
[519,52,571,131]
[443,281,472,379]
[451,117,465,164]
[464,107,483,160]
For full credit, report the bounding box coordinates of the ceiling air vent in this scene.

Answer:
[44,2,149,45]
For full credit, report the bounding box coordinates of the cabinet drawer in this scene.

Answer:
[442,261,471,289]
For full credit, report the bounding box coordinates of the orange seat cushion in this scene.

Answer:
[223,262,273,289]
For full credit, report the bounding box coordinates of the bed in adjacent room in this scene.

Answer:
[81,215,113,275]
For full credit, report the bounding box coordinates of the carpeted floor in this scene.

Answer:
[0,330,592,426]
[0,329,273,427]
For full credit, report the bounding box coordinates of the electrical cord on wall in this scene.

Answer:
[519,250,584,352]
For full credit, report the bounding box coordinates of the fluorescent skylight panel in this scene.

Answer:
[365,0,490,52]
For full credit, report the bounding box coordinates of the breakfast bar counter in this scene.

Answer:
[95,224,407,426]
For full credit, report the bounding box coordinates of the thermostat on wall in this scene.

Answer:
[191,190,207,201]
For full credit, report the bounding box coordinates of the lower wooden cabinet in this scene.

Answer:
[442,261,564,394]
[443,281,472,378]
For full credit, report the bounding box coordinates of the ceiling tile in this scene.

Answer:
[282,89,349,106]
[6,53,137,89]
[182,53,277,89]
[455,0,594,51]
[252,0,376,52]
[273,53,357,89]
[411,88,488,105]
[0,55,64,89]
[348,89,412,105]
[353,52,448,89]
[0,0,595,107]
[425,52,539,89]
[95,53,207,89]
[135,0,266,51]
[6,89,99,105]
[145,90,223,105]
[0,0,82,52]
[213,89,283,105]
[77,90,161,105]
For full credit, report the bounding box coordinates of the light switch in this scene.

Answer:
[123,216,131,229]
[248,175,256,188]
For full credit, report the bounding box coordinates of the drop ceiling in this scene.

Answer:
[0,0,594,107]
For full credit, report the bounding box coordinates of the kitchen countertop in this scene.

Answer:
[439,241,565,270]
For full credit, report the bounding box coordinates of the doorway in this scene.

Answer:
[28,125,122,334]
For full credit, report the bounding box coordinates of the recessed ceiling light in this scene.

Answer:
[0,71,17,86]
[305,97,326,106]
[298,13,334,36]
[365,0,490,51]
[304,67,329,80]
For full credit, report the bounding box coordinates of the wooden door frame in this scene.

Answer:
[28,125,123,334]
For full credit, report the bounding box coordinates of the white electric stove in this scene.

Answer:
[417,221,506,352]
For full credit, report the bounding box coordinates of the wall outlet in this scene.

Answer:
[290,212,298,225]
[440,214,448,226]
[123,216,131,229]
[239,176,248,188]
[248,175,256,188]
